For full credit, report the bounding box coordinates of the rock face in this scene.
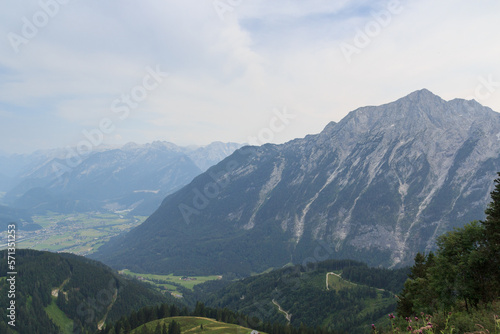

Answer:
[93,89,500,275]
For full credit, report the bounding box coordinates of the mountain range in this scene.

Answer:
[0,141,242,216]
[92,89,500,275]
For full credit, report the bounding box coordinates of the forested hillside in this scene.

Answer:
[0,250,175,334]
[194,259,408,333]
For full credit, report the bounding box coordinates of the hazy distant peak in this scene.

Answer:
[186,142,245,171]
[150,141,180,150]
[121,142,140,150]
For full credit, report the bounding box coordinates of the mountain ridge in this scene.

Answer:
[93,90,500,275]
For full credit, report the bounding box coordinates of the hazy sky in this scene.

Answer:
[1,0,500,154]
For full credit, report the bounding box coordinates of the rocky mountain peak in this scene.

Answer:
[93,91,500,275]
[403,88,443,103]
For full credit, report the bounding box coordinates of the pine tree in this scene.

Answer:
[408,252,427,279]
[194,302,206,317]
[159,304,170,318]
[123,320,132,334]
[482,172,500,298]
[168,320,181,334]
[396,252,437,316]
[137,308,147,326]
[129,311,139,330]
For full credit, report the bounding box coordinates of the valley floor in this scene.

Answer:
[0,212,145,255]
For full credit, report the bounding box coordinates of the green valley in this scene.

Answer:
[119,269,222,297]
[0,212,146,255]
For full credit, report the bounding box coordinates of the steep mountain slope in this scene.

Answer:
[93,90,500,275]
[0,249,176,334]
[3,142,242,215]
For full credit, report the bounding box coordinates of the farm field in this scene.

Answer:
[0,212,146,256]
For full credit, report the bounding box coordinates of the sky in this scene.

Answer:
[1,0,500,155]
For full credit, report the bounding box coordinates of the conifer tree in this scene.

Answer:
[168,320,181,334]
[482,172,500,297]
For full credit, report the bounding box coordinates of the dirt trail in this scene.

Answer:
[97,288,118,330]
[51,278,71,297]
[272,299,291,323]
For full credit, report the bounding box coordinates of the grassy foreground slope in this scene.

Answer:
[131,316,265,334]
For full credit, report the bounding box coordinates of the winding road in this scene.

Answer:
[326,272,345,290]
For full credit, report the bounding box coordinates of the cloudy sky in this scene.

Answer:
[1,0,500,154]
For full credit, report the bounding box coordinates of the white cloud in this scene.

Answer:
[1,0,500,154]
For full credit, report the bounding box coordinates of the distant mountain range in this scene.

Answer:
[0,141,242,217]
[92,89,500,275]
